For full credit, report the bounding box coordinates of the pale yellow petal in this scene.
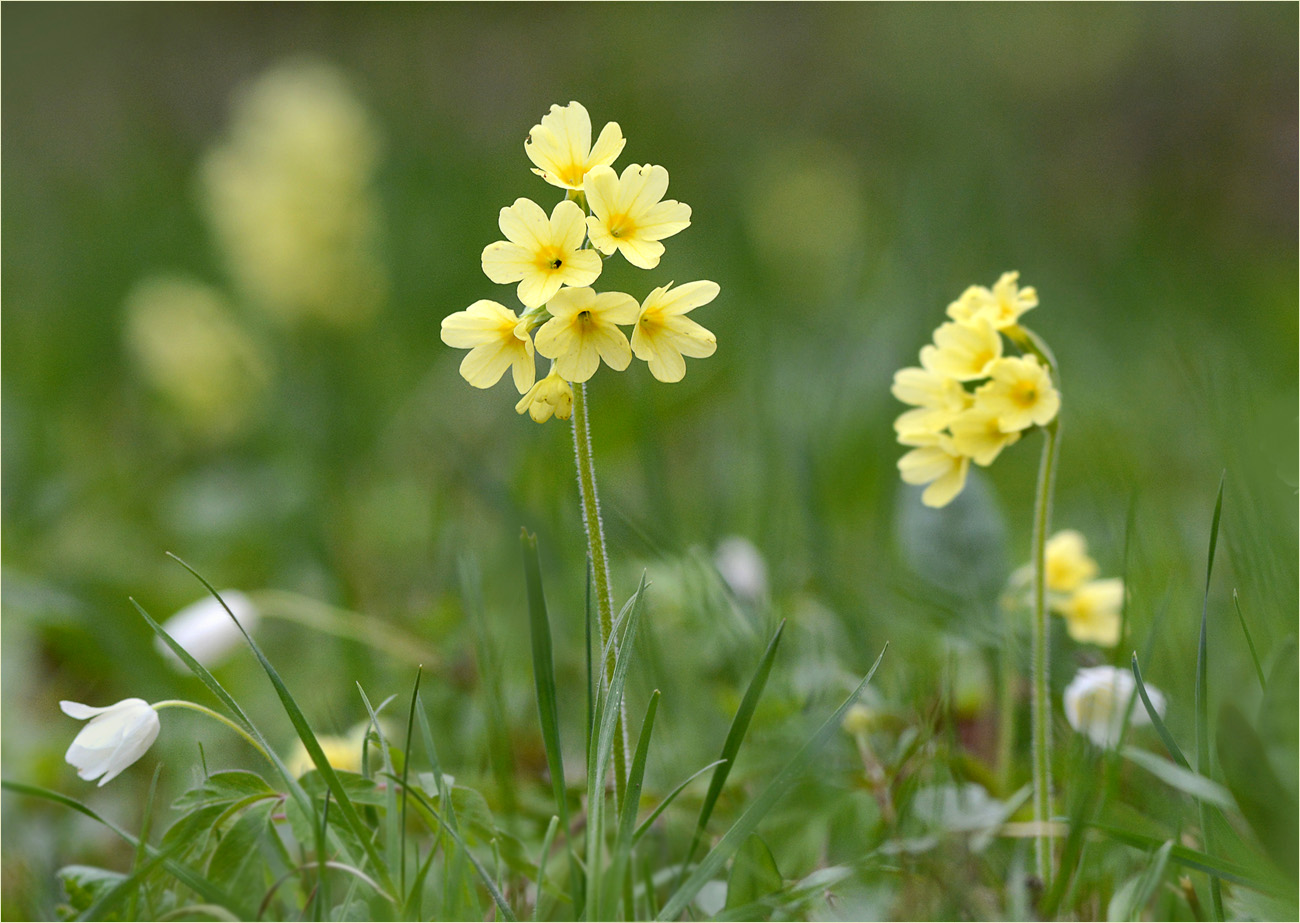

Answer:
[498,198,550,250]
[481,241,534,285]
[591,291,640,325]
[616,237,665,270]
[551,199,589,252]
[582,166,620,224]
[621,164,670,215]
[589,323,632,372]
[459,340,515,389]
[588,121,626,169]
[922,458,970,508]
[636,199,692,241]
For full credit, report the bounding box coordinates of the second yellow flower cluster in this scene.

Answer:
[893,273,1060,507]
[440,102,719,422]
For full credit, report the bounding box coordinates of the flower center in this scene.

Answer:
[1012,384,1038,407]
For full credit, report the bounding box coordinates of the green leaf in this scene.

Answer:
[1120,747,1235,809]
[1259,637,1299,794]
[725,834,783,915]
[206,800,274,895]
[657,644,887,921]
[1196,473,1226,920]
[683,620,786,874]
[172,770,276,811]
[1106,839,1173,921]
[1088,822,1270,891]
[58,866,126,915]
[604,689,661,920]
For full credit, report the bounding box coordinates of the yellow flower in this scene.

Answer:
[481,198,603,309]
[630,281,719,382]
[1055,578,1123,646]
[897,432,971,508]
[533,287,639,383]
[974,355,1060,433]
[920,317,1002,382]
[525,101,625,191]
[946,271,1038,330]
[440,300,536,392]
[287,733,363,778]
[947,405,1022,466]
[584,164,691,269]
[1044,529,1099,593]
[515,366,574,423]
[891,366,971,439]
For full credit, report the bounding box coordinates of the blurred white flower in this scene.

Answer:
[60,698,161,786]
[123,276,270,441]
[202,58,386,328]
[154,590,258,670]
[714,536,768,603]
[1063,665,1165,748]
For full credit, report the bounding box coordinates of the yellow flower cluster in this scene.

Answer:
[1008,529,1124,646]
[441,102,719,422]
[893,273,1059,507]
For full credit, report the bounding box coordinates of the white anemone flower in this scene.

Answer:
[1063,665,1165,748]
[155,590,258,670]
[61,698,161,786]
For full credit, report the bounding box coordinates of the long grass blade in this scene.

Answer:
[1130,653,1190,771]
[633,759,727,844]
[167,553,397,901]
[1196,474,1226,920]
[681,620,786,876]
[657,643,887,921]
[1232,590,1267,692]
[461,552,519,820]
[604,689,661,919]
[356,683,402,897]
[399,668,423,902]
[1088,822,1270,892]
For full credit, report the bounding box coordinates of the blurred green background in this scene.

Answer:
[3,4,1296,919]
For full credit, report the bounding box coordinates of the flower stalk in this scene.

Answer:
[570,382,629,806]
[1029,414,1061,888]
[153,699,276,768]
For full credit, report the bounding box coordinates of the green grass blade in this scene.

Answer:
[1087,822,1270,892]
[1232,590,1267,691]
[394,778,519,921]
[2,780,239,911]
[461,552,519,820]
[633,759,727,844]
[533,815,561,921]
[604,689,661,920]
[1196,474,1226,920]
[1119,747,1235,808]
[656,643,887,921]
[399,668,422,902]
[356,683,402,898]
[681,619,786,874]
[167,553,396,902]
[1130,653,1191,771]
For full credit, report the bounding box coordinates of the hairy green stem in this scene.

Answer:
[1030,419,1061,888]
[152,699,275,767]
[570,381,629,809]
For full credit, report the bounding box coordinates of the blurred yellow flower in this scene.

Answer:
[974,355,1060,433]
[948,405,1022,466]
[920,317,1002,381]
[897,432,971,508]
[286,732,364,778]
[584,164,691,269]
[891,366,971,439]
[525,101,625,191]
[202,59,386,328]
[440,300,536,392]
[533,287,639,383]
[630,280,719,382]
[1055,577,1123,646]
[1044,529,1099,593]
[481,198,603,309]
[123,276,269,441]
[515,366,574,423]
[946,271,1038,330]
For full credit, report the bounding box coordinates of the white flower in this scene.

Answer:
[714,536,767,604]
[154,590,258,670]
[1063,665,1165,748]
[61,698,161,786]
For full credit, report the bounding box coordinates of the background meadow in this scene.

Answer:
[2,4,1296,920]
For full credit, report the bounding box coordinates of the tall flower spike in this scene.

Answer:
[631,280,719,382]
[482,198,603,309]
[584,164,692,269]
[534,286,640,383]
[526,101,626,191]
[440,300,536,392]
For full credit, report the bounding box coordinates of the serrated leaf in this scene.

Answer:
[207,801,274,897]
[58,865,125,914]
[172,770,276,811]
[299,770,386,807]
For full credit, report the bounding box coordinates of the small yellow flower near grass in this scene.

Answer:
[440,300,536,391]
[947,271,1038,330]
[516,365,575,423]
[975,355,1060,433]
[534,287,640,383]
[921,317,1002,381]
[584,164,692,269]
[631,280,719,382]
[287,731,366,778]
[891,366,972,439]
[897,431,971,508]
[1055,577,1124,647]
[526,101,625,191]
[481,198,603,308]
[948,406,1022,466]
[1043,529,1099,593]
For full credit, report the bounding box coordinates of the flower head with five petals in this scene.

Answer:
[440,299,536,392]
[534,287,639,383]
[584,164,691,269]
[631,280,719,382]
[481,198,602,309]
[525,101,625,191]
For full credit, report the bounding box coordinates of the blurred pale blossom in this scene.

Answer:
[124,276,270,440]
[154,590,258,670]
[286,724,369,777]
[202,59,386,328]
[60,698,160,786]
[713,536,768,603]
[1063,665,1164,748]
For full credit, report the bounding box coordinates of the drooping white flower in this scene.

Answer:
[1063,665,1165,748]
[155,590,258,670]
[61,698,161,786]
[714,536,768,604]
